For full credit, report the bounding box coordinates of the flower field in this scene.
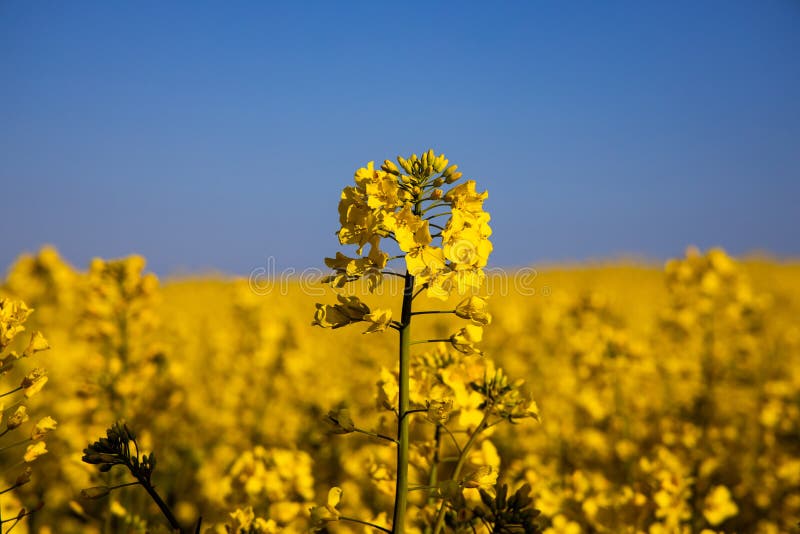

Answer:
[1,243,798,533]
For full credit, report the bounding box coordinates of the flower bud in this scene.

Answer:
[15,467,32,486]
[381,160,399,175]
[397,156,413,174]
[325,408,356,434]
[430,189,443,200]
[446,171,463,184]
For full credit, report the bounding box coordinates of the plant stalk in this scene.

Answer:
[135,475,182,533]
[391,272,415,533]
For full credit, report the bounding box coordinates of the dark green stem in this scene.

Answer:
[391,272,415,533]
[134,474,182,533]
[341,516,392,533]
[432,413,491,534]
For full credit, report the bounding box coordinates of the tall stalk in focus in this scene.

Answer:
[311,150,538,532]
[392,272,414,532]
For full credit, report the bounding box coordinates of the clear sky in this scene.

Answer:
[2,1,799,276]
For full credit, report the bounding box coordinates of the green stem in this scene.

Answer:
[391,272,415,533]
[0,387,22,399]
[410,339,450,345]
[432,413,491,534]
[0,438,31,454]
[423,425,443,534]
[354,428,399,444]
[135,474,182,533]
[341,516,392,533]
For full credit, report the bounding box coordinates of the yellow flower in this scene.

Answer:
[7,406,28,429]
[31,416,57,440]
[462,465,498,489]
[405,246,447,282]
[309,487,342,530]
[0,298,32,350]
[385,204,432,252]
[24,331,50,357]
[325,408,356,434]
[21,368,48,398]
[426,400,454,425]
[444,180,488,212]
[363,309,393,334]
[312,295,370,329]
[703,485,738,526]
[454,296,492,325]
[450,325,484,355]
[24,441,48,462]
[323,244,389,292]
[313,296,391,334]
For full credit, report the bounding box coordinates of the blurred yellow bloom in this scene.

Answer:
[24,441,48,462]
[31,416,57,440]
[309,487,342,530]
[7,406,28,429]
[704,485,738,526]
[24,331,50,356]
[462,465,498,489]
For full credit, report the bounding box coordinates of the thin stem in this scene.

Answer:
[109,481,141,492]
[0,484,21,496]
[353,428,399,444]
[409,485,438,492]
[421,201,447,214]
[432,412,491,534]
[425,211,451,221]
[133,472,182,533]
[410,339,449,346]
[424,425,443,534]
[410,310,455,316]
[1,503,42,532]
[440,425,463,455]
[340,516,392,534]
[0,387,22,400]
[399,408,427,423]
[0,438,31,454]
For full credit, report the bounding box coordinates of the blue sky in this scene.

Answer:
[2,1,799,275]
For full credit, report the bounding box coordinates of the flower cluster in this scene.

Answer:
[311,151,538,534]
[1,239,798,533]
[323,150,492,302]
[0,296,56,529]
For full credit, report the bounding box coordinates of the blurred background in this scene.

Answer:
[2,1,799,275]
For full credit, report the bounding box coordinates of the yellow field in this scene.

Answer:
[1,247,799,533]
